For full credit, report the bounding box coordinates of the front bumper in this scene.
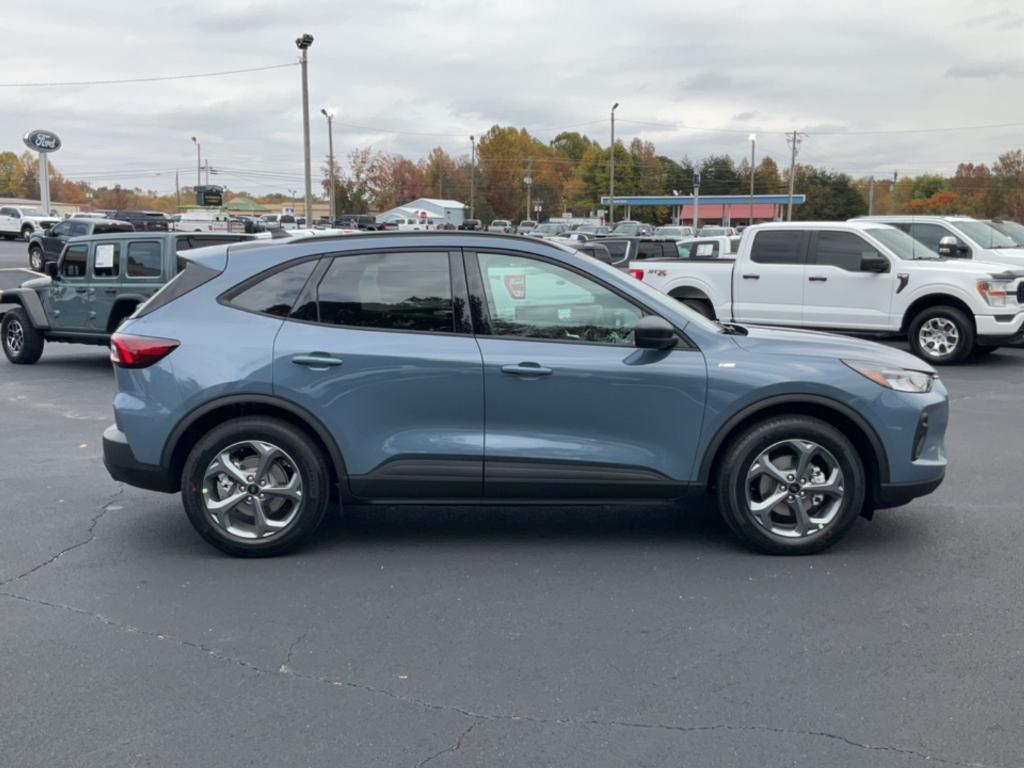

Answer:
[875,473,946,509]
[975,311,1024,345]
[103,424,177,493]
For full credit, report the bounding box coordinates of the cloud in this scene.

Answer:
[732,111,759,122]
[946,61,1024,78]
[677,70,733,93]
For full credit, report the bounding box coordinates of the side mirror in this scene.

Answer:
[937,235,970,258]
[634,315,678,350]
[45,262,58,278]
[860,253,891,273]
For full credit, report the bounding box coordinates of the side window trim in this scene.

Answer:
[463,247,696,350]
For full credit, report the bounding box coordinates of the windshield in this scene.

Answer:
[700,228,726,236]
[18,207,48,217]
[867,227,939,260]
[951,220,1019,248]
[535,224,561,233]
[990,220,1024,246]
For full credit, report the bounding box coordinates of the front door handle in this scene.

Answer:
[808,276,828,282]
[292,354,343,368]
[742,274,760,280]
[501,362,553,377]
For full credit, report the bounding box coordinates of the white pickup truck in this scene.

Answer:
[0,205,61,241]
[630,221,1024,364]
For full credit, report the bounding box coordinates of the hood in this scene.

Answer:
[907,257,1024,278]
[730,325,935,373]
[971,248,1024,266]
[25,215,60,224]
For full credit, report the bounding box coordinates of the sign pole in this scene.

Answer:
[39,152,51,214]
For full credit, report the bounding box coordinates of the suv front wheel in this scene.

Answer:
[1,307,45,364]
[181,417,331,557]
[28,245,44,273]
[715,416,865,555]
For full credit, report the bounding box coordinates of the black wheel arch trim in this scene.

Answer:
[697,394,891,486]
[1,288,49,329]
[161,394,350,493]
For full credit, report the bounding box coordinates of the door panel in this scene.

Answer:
[731,229,808,325]
[801,231,894,329]
[470,250,708,498]
[271,250,484,499]
[48,244,91,331]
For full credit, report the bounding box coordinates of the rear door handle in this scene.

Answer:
[808,276,828,282]
[292,354,343,368]
[103,288,117,294]
[742,274,760,280]
[501,362,553,377]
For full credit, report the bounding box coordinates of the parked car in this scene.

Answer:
[334,214,379,231]
[857,215,1024,267]
[600,237,679,268]
[392,217,430,231]
[572,223,611,237]
[611,221,654,236]
[260,214,298,231]
[516,220,537,234]
[674,235,742,260]
[99,231,948,557]
[654,225,696,240]
[459,219,483,231]
[179,210,234,233]
[27,217,134,272]
[630,221,1024,364]
[1,232,253,364]
[987,219,1024,247]
[108,210,170,232]
[530,222,571,238]
[0,205,61,241]
[697,226,737,237]
[488,219,513,233]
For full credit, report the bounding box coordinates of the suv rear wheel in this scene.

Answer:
[1,307,45,364]
[715,416,865,555]
[181,417,331,557]
[28,245,44,273]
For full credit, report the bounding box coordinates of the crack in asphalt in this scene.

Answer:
[417,721,478,768]
[280,630,309,672]
[0,589,1002,768]
[0,486,124,588]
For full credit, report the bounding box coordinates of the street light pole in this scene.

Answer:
[296,33,315,225]
[748,133,756,225]
[321,108,336,223]
[609,102,619,225]
[469,135,476,220]
[191,136,200,187]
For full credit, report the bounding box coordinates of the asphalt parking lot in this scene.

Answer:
[1,236,1023,768]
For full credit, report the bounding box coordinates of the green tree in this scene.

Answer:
[0,151,26,197]
[792,167,867,221]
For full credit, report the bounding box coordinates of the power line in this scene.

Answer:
[0,62,297,88]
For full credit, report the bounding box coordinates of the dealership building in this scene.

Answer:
[375,198,466,227]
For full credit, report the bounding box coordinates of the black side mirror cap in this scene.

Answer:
[861,255,891,273]
[44,262,58,278]
[634,315,678,350]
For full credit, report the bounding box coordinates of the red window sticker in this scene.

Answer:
[504,274,527,299]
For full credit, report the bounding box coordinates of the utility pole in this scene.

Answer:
[786,130,804,221]
[204,158,209,186]
[175,168,180,211]
[296,33,315,225]
[891,170,898,214]
[748,133,756,225]
[609,102,619,225]
[321,108,336,222]
[524,156,533,223]
[867,176,875,215]
[191,136,200,187]
[469,135,476,220]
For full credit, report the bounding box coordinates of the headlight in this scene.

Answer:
[843,360,935,393]
[977,279,1014,307]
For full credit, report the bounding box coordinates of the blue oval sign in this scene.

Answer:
[22,129,61,153]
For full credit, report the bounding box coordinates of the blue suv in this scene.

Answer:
[103,233,948,556]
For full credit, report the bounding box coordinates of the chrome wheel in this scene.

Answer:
[202,440,304,541]
[29,249,43,272]
[21,227,32,241]
[918,317,960,359]
[5,318,24,355]
[745,439,845,538]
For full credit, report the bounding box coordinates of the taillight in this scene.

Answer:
[628,268,645,281]
[110,333,179,368]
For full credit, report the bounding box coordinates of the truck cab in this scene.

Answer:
[857,215,1024,267]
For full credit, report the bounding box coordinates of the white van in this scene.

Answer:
[177,210,231,233]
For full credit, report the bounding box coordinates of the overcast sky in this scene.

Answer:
[3,0,1023,196]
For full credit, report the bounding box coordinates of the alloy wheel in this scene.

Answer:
[30,250,43,272]
[918,317,960,359]
[745,439,846,538]
[202,440,304,541]
[5,319,24,355]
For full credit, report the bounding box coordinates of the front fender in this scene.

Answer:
[0,288,49,329]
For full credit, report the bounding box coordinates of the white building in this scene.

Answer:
[376,198,466,228]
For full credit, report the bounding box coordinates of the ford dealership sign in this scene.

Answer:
[22,129,61,153]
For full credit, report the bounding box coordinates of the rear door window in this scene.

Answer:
[750,231,806,264]
[316,252,454,333]
[126,241,163,277]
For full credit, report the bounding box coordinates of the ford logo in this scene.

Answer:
[22,129,62,153]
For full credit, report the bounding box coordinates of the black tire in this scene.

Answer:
[681,297,715,319]
[907,306,974,365]
[715,416,865,555]
[28,246,44,273]
[1,307,45,364]
[20,225,33,241]
[181,417,331,557]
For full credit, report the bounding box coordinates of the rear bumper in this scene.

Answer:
[875,472,945,509]
[103,424,177,493]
